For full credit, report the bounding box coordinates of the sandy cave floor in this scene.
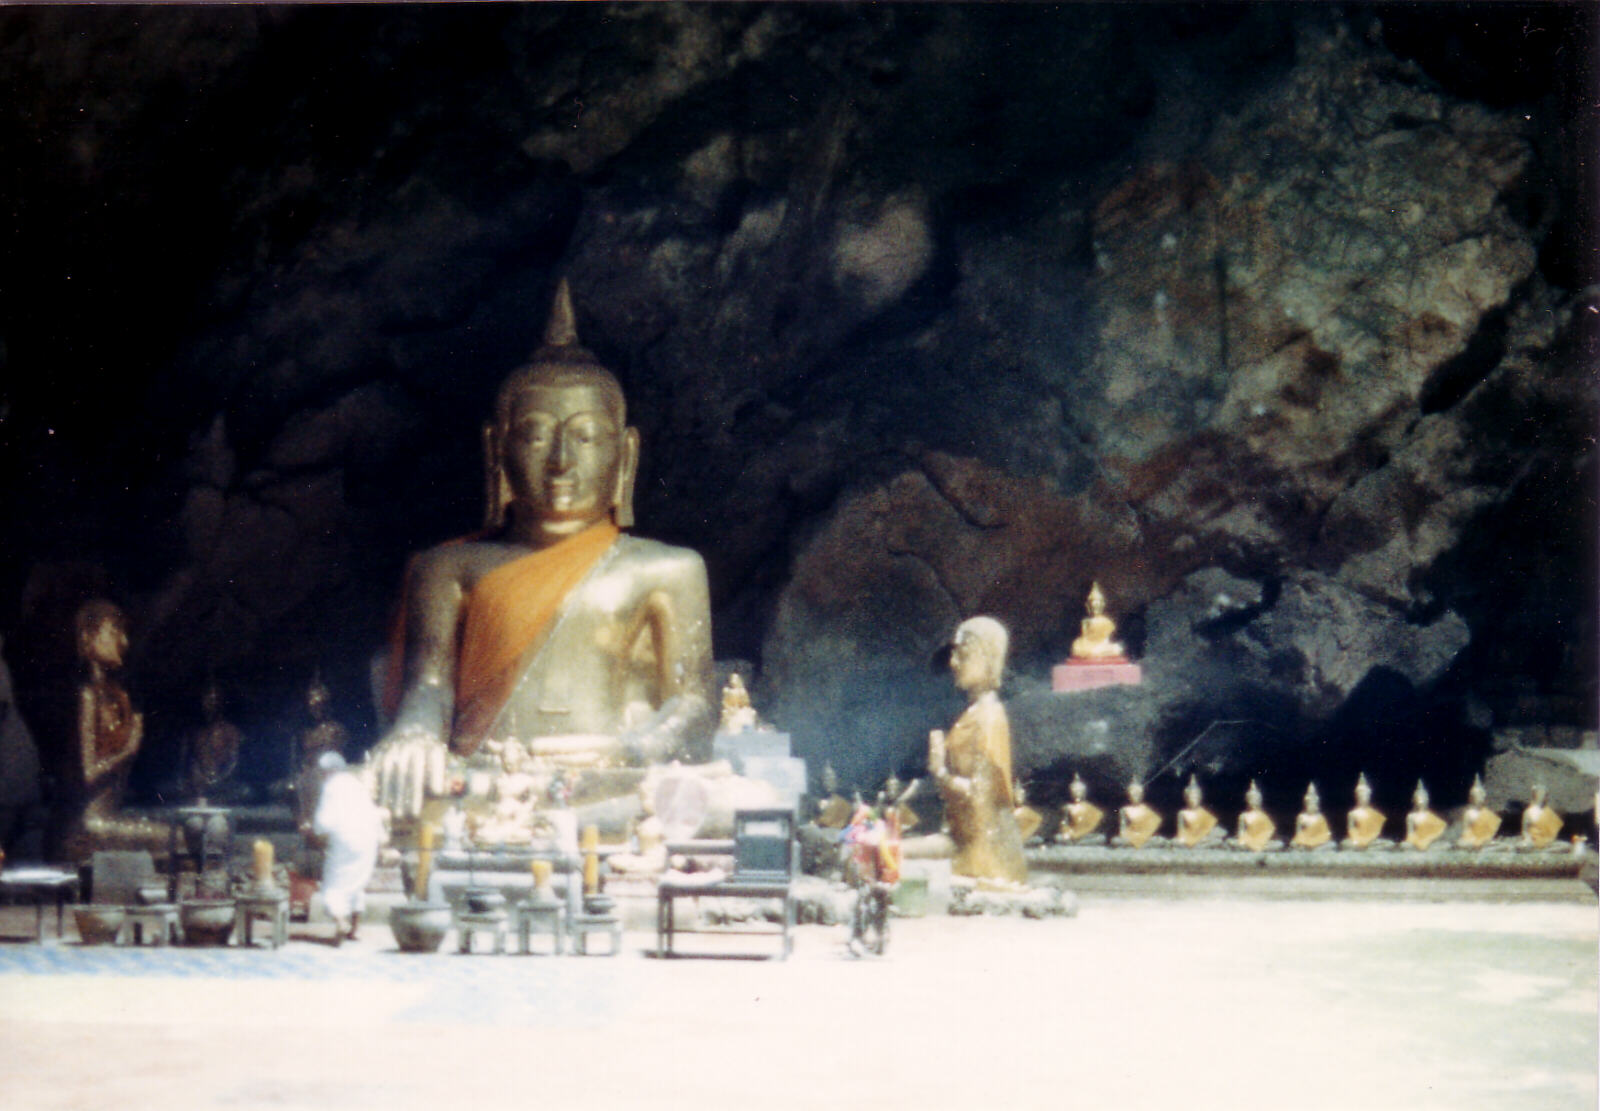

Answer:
[0,891,1594,1111]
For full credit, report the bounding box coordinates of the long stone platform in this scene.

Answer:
[1027,843,1585,879]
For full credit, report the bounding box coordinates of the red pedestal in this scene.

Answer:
[1051,659,1143,692]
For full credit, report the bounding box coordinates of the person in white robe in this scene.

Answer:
[312,752,382,944]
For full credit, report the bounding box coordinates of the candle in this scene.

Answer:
[414,822,434,901]
[252,839,274,886]
[581,824,600,894]
[531,857,553,897]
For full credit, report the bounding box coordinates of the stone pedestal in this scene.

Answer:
[1051,660,1143,693]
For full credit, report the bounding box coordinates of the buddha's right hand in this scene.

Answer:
[365,726,448,820]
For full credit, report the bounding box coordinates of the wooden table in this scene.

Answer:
[656,875,794,960]
[0,867,80,941]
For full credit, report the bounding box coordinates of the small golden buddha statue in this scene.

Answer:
[1229,780,1281,852]
[608,778,668,875]
[1069,582,1127,661]
[816,761,852,829]
[882,773,919,833]
[476,739,539,844]
[1111,780,1164,848]
[1013,780,1044,842]
[718,673,760,734]
[188,681,243,801]
[1342,774,1392,850]
[1401,780,1447,852]
[1175,774,1225,848]
[1519,784,1563,851]
[55,600,166,862]
[367,279,714,819]
[1056,773,1106,845]
[1290,783,1333,851]
[927,616,1028,885]
[1455,774,1502,850]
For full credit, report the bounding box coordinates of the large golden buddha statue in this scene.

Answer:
[369,281,714,820]
[927,616,1028,885]
[55,600,166,861]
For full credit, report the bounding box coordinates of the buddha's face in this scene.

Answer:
[1184,785,1201,808]
[502,743,525,774]
[1355,783,1372,806]
[1469,784,1486,805]
[1127,783,1144,805]
[1246,788,1262,810]
[503,383,624,534]
[1413,787,1429,809]
[949,631,997,694]
[81,616,128,669]
[1305,794,1320,815]
[1071,780,1087,802]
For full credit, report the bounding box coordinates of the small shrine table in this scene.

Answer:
[0,867,80,942]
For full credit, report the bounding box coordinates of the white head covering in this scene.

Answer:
[318,751,347,772]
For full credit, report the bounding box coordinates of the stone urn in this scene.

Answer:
[388,901,451,953]
[180,898,236,946]
[74,905,126,945]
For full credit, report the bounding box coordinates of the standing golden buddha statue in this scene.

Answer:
[54,600,166,862]
[367,280,714,820]
[926,616,1028,886]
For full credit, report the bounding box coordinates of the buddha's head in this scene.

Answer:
[1184,774,1202,808]
[76,599,129,671]
[1086,582,1107,617]
[949,616,1008,695]
[307,674,331,720]
[485,279,639,540]
[1530,784,1548,807]
[1127,780,1145,805]
[1354,774,1372,807]
[1245,780,1263,810]
[1070,774,1088,802]
[1412,780,1429,810]
[1468,775,1487,806]
[1303,784,1321,815]
[500,740,526,775]
[201,682,224,722]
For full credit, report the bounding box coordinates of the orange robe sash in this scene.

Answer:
[450,521,621,754]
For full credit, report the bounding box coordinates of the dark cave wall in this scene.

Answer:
[0,4,1593,810]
